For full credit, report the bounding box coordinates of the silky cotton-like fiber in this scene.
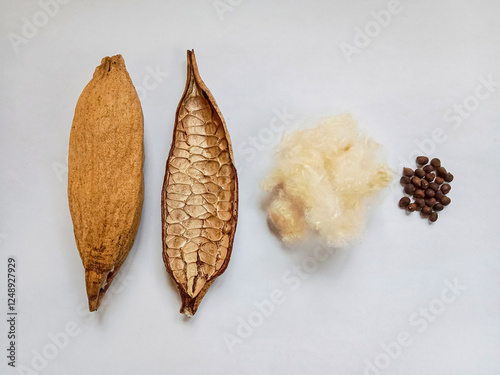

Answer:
[262,114,392,247]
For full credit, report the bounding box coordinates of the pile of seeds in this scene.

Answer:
[398,156,453,222]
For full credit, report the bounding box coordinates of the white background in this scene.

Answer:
[1,1,500,374]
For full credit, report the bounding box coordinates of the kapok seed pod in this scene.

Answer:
[423,165,434,173]
[420,179,429,190]
[403,168,414,177]
[68,55,144,312]
[411,176,421,188]
[414,189,425,199]
[425,172,435,182]
[407,203,417,212]
[414,198,425,208]
[434,190,444,201]
[421,206,432,216]
[400,176,411,186]
[425,198,436,207]
[429,212,438,222]
[436,166,447,177]
[430,158,441,168]
[435,176,444,185]
[404,184,416,195]
[416,156,429,165]
[440,183,451,195]
[399,197,411,208]
[415,169,425,178]
[161,50,238,316]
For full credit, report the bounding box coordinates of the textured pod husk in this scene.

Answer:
[162,50,238,316]
[68,55,144,312]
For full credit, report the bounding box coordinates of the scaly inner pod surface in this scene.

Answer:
[161,50,238,316]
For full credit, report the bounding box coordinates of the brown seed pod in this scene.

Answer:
[430,158,441,168]
[415,168,425,178]
[429,212,438,222]
[414,198,425,208]
[423,165,434,173]
[407,203,417,212]
[416,156,429,165]
[420,179,429,190]
[404,184,416,195]
[425,188,435,198]
[428,182,439,191]
[444,173,454,182]
[425,172,435,182]
[436,166,447,177]
[400,176,411,186]
[399,197,411,208]
[421,206,432,216]
[433,203,444,211]
[435,176,444,185]
[68,55,144,312]
[440,196,451,206]
[425,198,436,207]
[441,183,451,195]
[161,50,238,316]
[403,167,414,177]
[411,176,422,188]
[414,189,425,199]
[434,190,444,201]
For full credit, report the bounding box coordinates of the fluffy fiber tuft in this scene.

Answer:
[262,114,392,247]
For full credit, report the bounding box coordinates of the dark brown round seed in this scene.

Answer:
[435,176,444,185]
[436,166,447,177]
[414,189,425,199]
[421,206,432,216]
[429,182,439,191]
[440,196,451,206]
[415,169,425,178]
[434,190,443,201]
[407,203,417,212]
[400,176,411,186]
[440,184,451,194]
[425,188,435,198]
[403,167,414,177]
[415,198,425,208]
[404,184,416,194]
[423,165,434,173]
[433,203,444,211]
[420,179,429,190]
[425,173,435,182]
[399,197,411,208]
[430,158,441,168]
[411,176,422,188]
[425,198,436,207]
[416,156,429,165]
[444,173,454,182]
[429,212,438,222]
